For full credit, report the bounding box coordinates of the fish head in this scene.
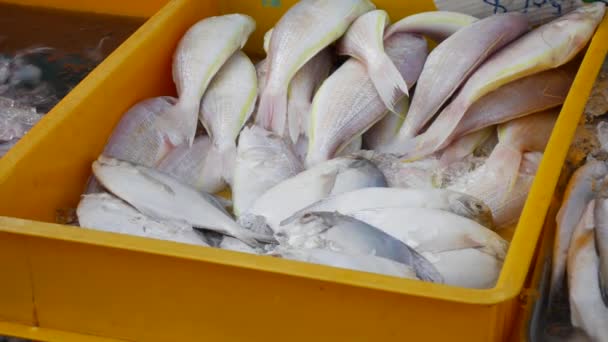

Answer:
[448,192,495,229]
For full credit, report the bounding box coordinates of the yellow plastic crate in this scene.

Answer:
[0,1,606,341]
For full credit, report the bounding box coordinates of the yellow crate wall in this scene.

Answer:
[0,0,606,341]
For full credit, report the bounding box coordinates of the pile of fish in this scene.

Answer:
[530,59,608,341]
[544,156,608,341]
[76,0,606,289]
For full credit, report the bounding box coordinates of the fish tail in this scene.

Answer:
[410,249,443,283]
[256,87,288,137]
[83,175,104,194]
[157,100,198,147]
[479,235,509,261]
[369,52,409,112]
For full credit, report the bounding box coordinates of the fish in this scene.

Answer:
[550,159,607,302]
[484,109,558,196]
[102,96,177,167]
[238,156,387,232]
[594,187,608,305]
[156,135,225,193]
[232,126,304,217]
[438,110,555,201]
[352,150,438,189]
[77,193,209,247]
[92,155,275,247]
[199,50,258,186]
[306,32,428,166]
[281,187,494,229]
[338,10,409,111]
[449,151,542,229]
[394,13,529,140]
[276,212,443,282]
[161,14,256,146]
[261,28,334,144]
[399,3,605,154]
[287,48,333,144]
[438,127,494,167]
[363,97,409,150]
[396,63,575,159]
[347,207,508,257]
[272,247,419,279]
[255,0,375,136]
[384,11,478,42]
[567,200,608,341]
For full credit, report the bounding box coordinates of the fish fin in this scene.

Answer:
[438,128,492,167]
[412,250,444,283]
[235,229,277,247]
[279,214,299,227]
[477,235,509,261]
[256,87,288,137]
[486,143,522,202]
[193,226,275,248]
[369,53,409,112]
[157,101,198,147]
[83,175,104,194]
